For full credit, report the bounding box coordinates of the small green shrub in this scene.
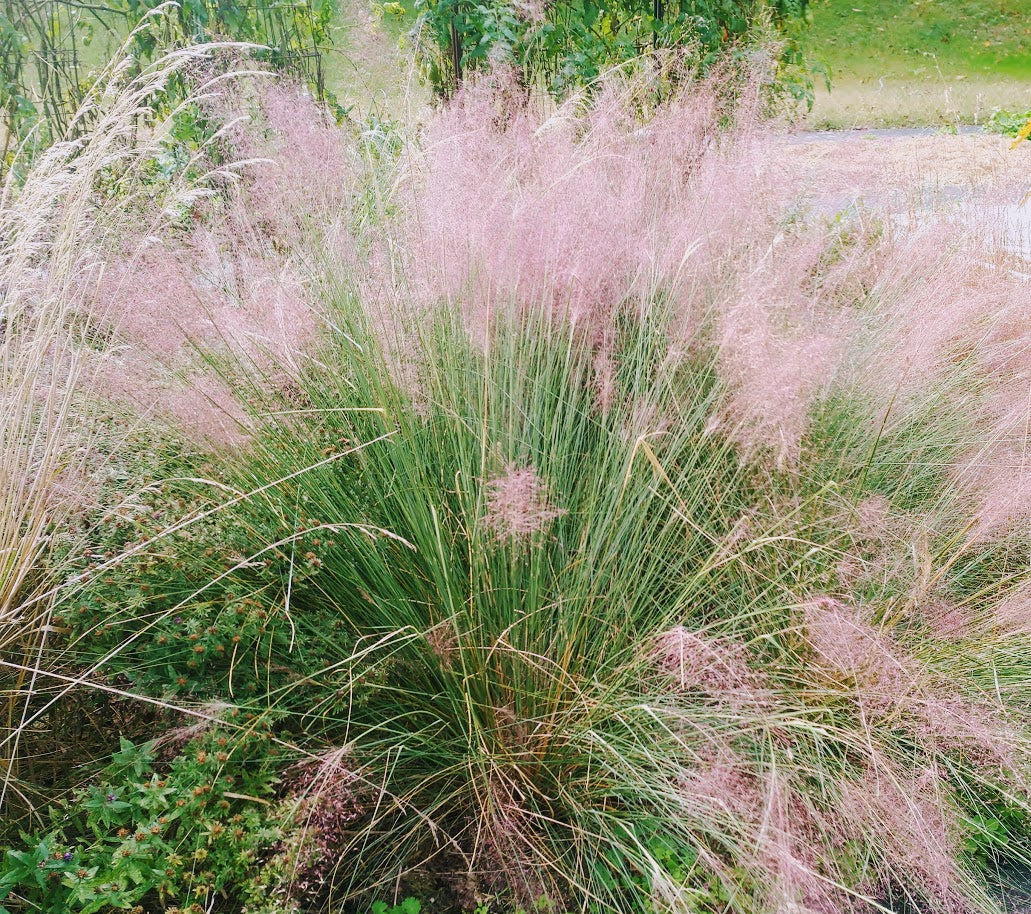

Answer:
[0,0,336,165]
[987,108,1031,140]
[60,467,343,705]
[0,729,280,913]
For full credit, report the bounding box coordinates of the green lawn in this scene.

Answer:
[804,0,1031,127]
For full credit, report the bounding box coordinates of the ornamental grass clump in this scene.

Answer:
[6,64,1031,914]
[0,33,255,813]
[259,76,1031,911]
[200,271,1031,913]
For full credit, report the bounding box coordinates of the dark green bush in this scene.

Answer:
[413,0,813,97]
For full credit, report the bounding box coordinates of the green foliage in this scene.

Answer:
[987,108,1031,139]
[413,0,813,97]
[0,0,336,165]
[370,899,421,914]
[0,730,280,913]
[59,462,350,706]
[593,822,736,912]
[964,801,1031,869]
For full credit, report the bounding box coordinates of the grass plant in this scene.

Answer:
[3,47,1031,914]
[0,25,262,817]
[803,0,1031,128]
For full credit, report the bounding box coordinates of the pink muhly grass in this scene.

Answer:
[593,348,619,416]
[835,499,920,592]
[210,254,318,374]
[92,351,251,449]
[473,774,562,909]
[278,749,365,900]
[400,73,740,337]
[916,598,972,641]
[704,211,887,464]
[955,439,1031,541]
[164,372,253,449]
[395,71,873,461]
[653,625,767,708]
[993,582,1031,637]
[909,694,1020,773]
[674,749,772,897]
[804,596,1021,770]
[221,82,353,246]
[716,290,849,466]
[483,465,566,542]
[953,299,1031,537]
[839,227,1031,541]
[866,231,990,386]
[90,240,216,360]
[78,82,344,448]
[853,495,892,539]
[94,230,320,369]
[679,746,762,821]
[678,756,847,913]
[839,762,965,912]
[756,772,843,914]
[804,596,915,710]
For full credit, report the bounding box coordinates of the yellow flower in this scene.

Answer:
[1011,118,1031,150]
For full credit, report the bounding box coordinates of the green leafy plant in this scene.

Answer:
[987,107,1031,139]
[0,730,280,913]
[370,898,421,914]
[413,0,813,97]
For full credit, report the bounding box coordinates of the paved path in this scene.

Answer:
[787,125,988,144]
[773,126,1031,259]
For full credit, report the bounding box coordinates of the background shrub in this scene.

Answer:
[413,0,813,98]
[0,0,336,166]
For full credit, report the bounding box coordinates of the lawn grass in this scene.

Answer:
[804,0,1031,128]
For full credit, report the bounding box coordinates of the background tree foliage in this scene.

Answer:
[0,0,334,159]
[413,0,813,97]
